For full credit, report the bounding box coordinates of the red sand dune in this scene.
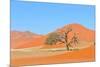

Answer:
[11,31,45,49]
[56,23,95,41]
[11,24,95,49]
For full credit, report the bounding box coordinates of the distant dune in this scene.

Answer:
[11,31,45,49]
[11,23,95,49]
[56,23,95,41]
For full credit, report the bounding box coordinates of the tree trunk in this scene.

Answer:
[65,44,69,50]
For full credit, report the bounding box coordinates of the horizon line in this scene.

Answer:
[11,23,95,35]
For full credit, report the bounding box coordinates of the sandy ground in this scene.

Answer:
[11,41,93,58]
[11,41,95,66]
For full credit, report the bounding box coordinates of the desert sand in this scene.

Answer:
[11,24,95,66]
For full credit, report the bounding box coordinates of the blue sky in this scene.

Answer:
[11,0,95,34]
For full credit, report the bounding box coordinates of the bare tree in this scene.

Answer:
[45,27,79,51]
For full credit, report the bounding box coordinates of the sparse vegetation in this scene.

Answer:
[45,32,60,45]
[45,27,79,51]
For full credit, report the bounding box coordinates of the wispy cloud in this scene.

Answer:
[19,0,95,5]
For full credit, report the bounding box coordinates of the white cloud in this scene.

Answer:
[19,0,95,5]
